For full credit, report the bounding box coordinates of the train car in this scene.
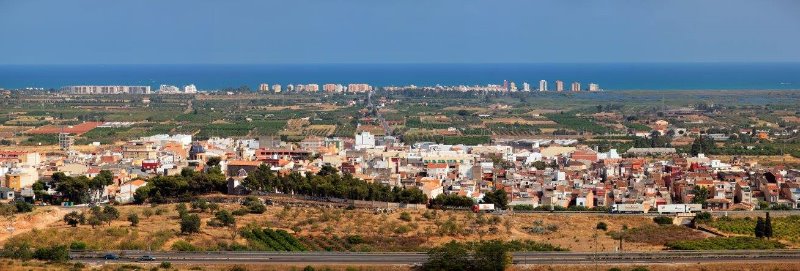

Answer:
[611,203,648,213]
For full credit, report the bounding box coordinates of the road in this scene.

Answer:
[71,250,800,265]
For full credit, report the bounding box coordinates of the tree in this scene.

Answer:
[102,206,120,226]
[87,215,102,229]
[63,211,84,227]
[765,212,773,240]
[127,213,140,227]
[481,190,509,210]
[181,214,201,234]
[423,241,471,271]
[755,217,765,238]
[531,161,547,170]
[691,186,709,206]
[206,157,222,168]
[472,240,512,271]
[88,170,114,203]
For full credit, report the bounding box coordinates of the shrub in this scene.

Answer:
[33,245,69,262]
[694,212,712,223]
[15,201,34,213]
[2,242,33,260]
[128,213,140,227]
[159,262,172,269]
[346,235,364,244]
[667,236,786,250]
[653,216,673,225]
[596,222,608,231]
[69,241,87,250]
[180,214,201,234]
[171,240,200,251]
[399,212,412,222]
[214,210,236,227]
[232,208,249,216]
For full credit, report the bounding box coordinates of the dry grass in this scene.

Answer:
[1,204,681,252]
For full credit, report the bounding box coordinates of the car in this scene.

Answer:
[103,254,120,260]
[138,255,156,261]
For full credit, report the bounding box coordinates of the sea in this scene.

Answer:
[0,63,798,91]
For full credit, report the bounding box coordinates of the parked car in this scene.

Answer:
[103,254,120,260]
[138,255,156,261]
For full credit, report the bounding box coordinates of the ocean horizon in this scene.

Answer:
[0,62,798,91]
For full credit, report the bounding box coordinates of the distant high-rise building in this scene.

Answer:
[509,82,517,92]
[62,85,151,94]
[588,83,600,91]
[347,84,372,93]
[305,84,319,92]
[522,82,531,92]
[503,80,509,91]
[58,133,73,151]
[159,85,181,93]
[272,84,282,93]
[571,82,581,92]
[323,84,336,92]
[184,84,197,93]
[287,84,295,92]
[259,83,269,92]
[555,80,564,92]
[539,80,548,91]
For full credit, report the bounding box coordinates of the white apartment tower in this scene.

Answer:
[539,80,548,91]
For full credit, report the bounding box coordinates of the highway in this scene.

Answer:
[71,250,800,265]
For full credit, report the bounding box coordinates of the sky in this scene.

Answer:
[0,0,799,64]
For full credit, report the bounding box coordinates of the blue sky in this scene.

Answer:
[1,0,798,64]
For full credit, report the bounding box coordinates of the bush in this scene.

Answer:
[15,201,34,213]
[346,235,364,244]
[214,210,236,227]
[33,245,70,262]
[159,262,172,269]
[694,212,712,222]
[653,216,673,225]
[399,212,412,222]
[232,208,249,216]
[180,214,201,234]
[69,241,87,250]
[2,242,34,260]
[667,236,786,250]
[596,222,608,231]
[171,240,199,251]
[128,213,140,227]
